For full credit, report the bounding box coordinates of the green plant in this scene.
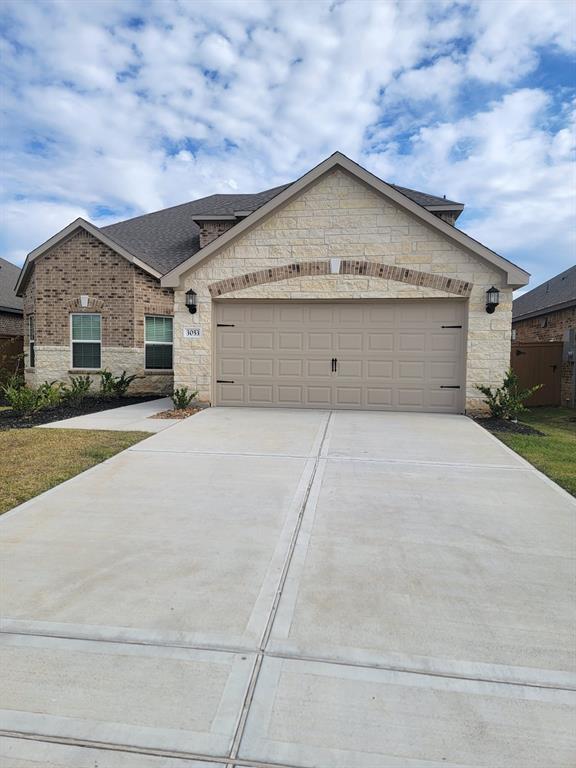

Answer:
[172,386,198,410]
[2,384,44,416]
[63,374,93,405]
[477,369,543,421]
[37,380,66,408]
[99,369,140,397]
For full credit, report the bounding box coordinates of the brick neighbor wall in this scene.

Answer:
[513,306,576,407]
[174,167,514,414]
[22,229,174,394]
[0,311,23,337]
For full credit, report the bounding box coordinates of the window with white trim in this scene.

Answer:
[145,316,173,369]
[511,328,517,341]
[28,315,35,368]
[71,313,101,369]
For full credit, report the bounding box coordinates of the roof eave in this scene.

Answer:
[161,151,529,289]
[513,298,576,322]
[15,218,162,296]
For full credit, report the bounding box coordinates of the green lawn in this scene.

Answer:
[493,408,576,496]
[0,428,148,514]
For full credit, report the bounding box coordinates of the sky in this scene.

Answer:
[1,0,575,294]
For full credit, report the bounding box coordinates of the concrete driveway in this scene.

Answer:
[1,408,575,767]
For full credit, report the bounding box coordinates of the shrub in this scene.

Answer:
[477,369,543,421]
[37,380,66,408]
[2,384,44,416]
[63,374,93,405]
[172,386,199,410]
[99,369,140,397]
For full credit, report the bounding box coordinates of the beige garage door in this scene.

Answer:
[214,301,466,412]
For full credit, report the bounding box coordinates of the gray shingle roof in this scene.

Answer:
[100,180,464,276]
[390,185,462,208]
[513,265,576,320]
[102,184,291,275]
[0,257,23,314]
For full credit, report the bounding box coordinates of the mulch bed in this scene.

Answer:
[0,395,160,431]
[150,407,200,420]
[475,417,545,436]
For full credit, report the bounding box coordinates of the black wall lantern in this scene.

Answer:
[485,286,500,314]
[185,289,198,314]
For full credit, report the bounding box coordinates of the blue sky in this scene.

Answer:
[1,0,574,293]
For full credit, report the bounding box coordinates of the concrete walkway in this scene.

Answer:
[1,408,575,767]
[40,396,180,432]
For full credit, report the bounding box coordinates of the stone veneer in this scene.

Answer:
[173,168,513,413]
[22,229,174,394]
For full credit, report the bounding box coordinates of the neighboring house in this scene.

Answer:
[0,256,24,377]
[16,152,529,413]
[512,266,576,408]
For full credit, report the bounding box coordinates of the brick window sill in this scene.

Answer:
[69,369,102,374]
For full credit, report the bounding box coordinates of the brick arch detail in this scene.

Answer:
[65,296,105,312]
[208,259,472,298]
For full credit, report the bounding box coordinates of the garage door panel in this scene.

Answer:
[367,333,394,351]
[367,360,394,379]
[278,332,303,351]
[219,358,245,377]
[278,385,304,405]
[398,361,426,379]
[397,389,425,407]
[248,332,274,350]
[215,301,465,412]
[306,359,331,377]
[399,333,426,352]
[279,359,304,377]
[308,332,332,351]
[249,359,273,377]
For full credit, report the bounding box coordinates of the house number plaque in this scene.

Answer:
[183,326,203,338]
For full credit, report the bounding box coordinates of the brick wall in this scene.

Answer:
[22,229,174,393]
[512,306,575,343]
[513,306,576,407]
[198,220,236,248]
[0,311,23,337]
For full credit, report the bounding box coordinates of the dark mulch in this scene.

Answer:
[475,417,545,436]
[0,395,161,431]
[150,407,201,420]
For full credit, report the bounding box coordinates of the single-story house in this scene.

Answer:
[512,265,576,408]
[15,152,529,413]
[0,256,24,377]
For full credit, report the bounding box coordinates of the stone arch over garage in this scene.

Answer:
[208,259,473,298]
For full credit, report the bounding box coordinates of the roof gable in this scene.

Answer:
[161,152,529,288]
[15,218,162,296]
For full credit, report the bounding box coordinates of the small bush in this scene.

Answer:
[63,374,93,405]
[477,369,543,420]
[99,369,140,397]
[37,380,66,408]
[172,386,198,410]
[2,384,44,416]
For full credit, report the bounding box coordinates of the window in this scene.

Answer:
[145,316,173,369]
[511,328,517,341]
[71,313,101,369]
[28,315,35,368]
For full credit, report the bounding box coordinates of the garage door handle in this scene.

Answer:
[217,380,235,384]
[441,325,462,329]
[440,385,460,389]
[331,358,338,372]
[216,323,235,327]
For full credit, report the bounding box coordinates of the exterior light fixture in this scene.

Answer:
[185,289,197,314]
[485,286,500,314]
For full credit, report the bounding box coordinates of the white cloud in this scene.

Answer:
[0,0,574,288]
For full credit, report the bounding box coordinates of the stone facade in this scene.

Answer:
[22,229,174,394]
[0,311,23,337]
[173,168,513,413]
[513,305,576,407]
